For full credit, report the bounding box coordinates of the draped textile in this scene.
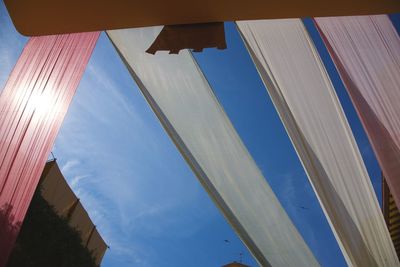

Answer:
[69,201,95,244]
[87,227,108,266]
[40,160,77,217]
[237,19,398,267]
[40,160,108,264]
[107,27,319,267]
[0,32,99,267]
[314,15,400,213]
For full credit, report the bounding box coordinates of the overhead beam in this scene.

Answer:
[5,0,400,36]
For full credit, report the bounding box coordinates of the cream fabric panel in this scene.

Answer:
[68,202,95,244]
[107,27,319,267]
[40,161,77,217]
[237,19,398,267]
[87,228,108,266]
[40,160,108,263]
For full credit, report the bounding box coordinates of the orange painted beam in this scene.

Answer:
[5,0,400,36]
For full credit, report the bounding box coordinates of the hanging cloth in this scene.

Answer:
[107,27,319,267]
[314,15,400,214]
[0,32,99,267]
[237,19,398,267]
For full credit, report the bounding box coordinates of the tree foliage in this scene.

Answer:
[6,187,97,267]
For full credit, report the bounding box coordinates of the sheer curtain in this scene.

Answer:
[0,32,99,267]
[107,27,319,267]
[237,18,398,267]
[315,15,400,213]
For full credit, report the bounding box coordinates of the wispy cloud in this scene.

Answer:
[69,174,91,189]
[52,34,217,266]
[61,160,81,174]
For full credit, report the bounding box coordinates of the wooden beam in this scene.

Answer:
[4,0,400,36]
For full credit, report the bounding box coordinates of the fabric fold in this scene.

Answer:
[107,27,319,267]
[314,15,400,213]
[0,32,99,267]
[237,19,398,267]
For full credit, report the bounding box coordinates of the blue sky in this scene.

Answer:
[1,2,400,266]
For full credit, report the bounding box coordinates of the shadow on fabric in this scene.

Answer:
[0,204,21,267]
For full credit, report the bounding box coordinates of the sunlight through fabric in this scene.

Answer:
[315,15,400,215]
[237,19,399,267]
[107,27,319,267]
[0,32,99,267]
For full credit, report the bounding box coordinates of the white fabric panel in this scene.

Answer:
[107,27,319,267]
[237,19,398,267]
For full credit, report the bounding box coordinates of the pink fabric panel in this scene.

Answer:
[0,32,99,266]
[315,15,400,208]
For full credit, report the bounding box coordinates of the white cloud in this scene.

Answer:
[52,35,218,266]
[69,174,91,189]
[61,160,81,174]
